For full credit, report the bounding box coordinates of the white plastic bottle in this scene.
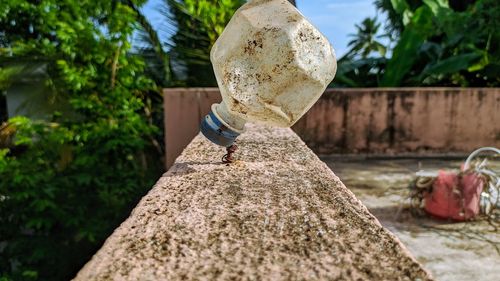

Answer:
[201,0,337,148]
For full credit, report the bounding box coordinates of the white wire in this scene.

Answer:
[463,147,500,171]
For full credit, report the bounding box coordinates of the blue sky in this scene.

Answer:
[142,0,383,57]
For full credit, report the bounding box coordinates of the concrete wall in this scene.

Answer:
[294,88,500,155]
[164,88,221,169]
[75,124,432,280]
[164,88,500,168]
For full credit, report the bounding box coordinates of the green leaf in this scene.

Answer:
[467,52,490,72]
[22,270,38,279]
[402,10,414,26]
[390,0,410,14]
[423,53,482,76]
[423,0,449,16]
[381,6,434,86]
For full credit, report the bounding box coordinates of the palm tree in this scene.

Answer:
[136,0,294,87]
[117,0,172,87]
[344,17,387,59]
[157,0,245,86]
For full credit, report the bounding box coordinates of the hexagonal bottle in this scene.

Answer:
[201,0,337,147]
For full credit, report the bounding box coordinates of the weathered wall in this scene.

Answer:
[74,124,432,281]
[164,88,500,169]
[164,88,221,168]
[294,88,500,155]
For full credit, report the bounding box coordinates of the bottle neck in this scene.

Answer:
[200,103,246,148]
[214,102,246,132]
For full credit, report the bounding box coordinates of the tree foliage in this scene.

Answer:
[159,0,245,86]
[336,0,500,87]
[0,1,162,280]
[156,0,297,86]
[345,17,387,60]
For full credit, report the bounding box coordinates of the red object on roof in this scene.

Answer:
[424,171,484,221]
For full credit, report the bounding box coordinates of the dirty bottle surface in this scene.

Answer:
[201,0,337,148]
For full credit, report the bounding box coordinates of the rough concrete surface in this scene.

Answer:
[325,158,500,281]
[74,125,432,281]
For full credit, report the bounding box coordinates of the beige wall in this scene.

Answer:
[294,88,500,155]
[164,88,221,169]
[164,88,500,169]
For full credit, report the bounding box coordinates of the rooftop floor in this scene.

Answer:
[323,158,500,281]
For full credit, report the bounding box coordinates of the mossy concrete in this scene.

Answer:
[74,125,432,281]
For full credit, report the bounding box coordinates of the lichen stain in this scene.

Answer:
[299,31,307,42]
[297,28,322,44]
[263,26,280,33]
[287,15,299,23]
[243,34,263,55]
[272,64,287,75]
[231,97,249,115]
[223,71,241,87]
[254,73,272,84]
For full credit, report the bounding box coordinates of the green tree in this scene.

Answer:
[159,0,245,86]
[336,0,499,87]
[0,1,162,280]
[126,0,172,88]
[335,17,387,87]
[140,0,295,87]
[381,0,499,86]
[345,17,387,59]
